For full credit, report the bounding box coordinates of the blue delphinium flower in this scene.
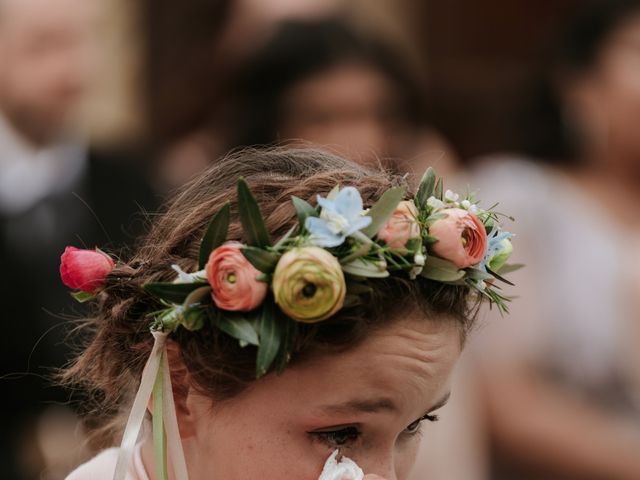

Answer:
[305,187,372,247]
[479,228,513,272]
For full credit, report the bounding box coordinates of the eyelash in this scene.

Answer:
[310,413,440,447]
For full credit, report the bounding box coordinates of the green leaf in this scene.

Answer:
[215,313,260,346]
[198,202,230,269]
[181,307,206,331]
[291,196,318,228]
[465,268,494,281]
[494,263,524,275]
[241,246,279,273]
[416,168,436,208]
[342,258,390,278]
[420,256,465,282]
[434,177,443,200]
[361,187,406,238]
[346,281,373,295]
[70,291,95,303]
[237,178,271,248]
[183,286,211,307]
[144,282,206,304]
[275,316,298,374]
[256,300,282,377]
[423,234,439,245]
[487,267,515,286]
[344,294,361,308]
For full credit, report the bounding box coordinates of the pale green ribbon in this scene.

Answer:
[113,330,189,480]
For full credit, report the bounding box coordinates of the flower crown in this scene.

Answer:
[60,169,517,377]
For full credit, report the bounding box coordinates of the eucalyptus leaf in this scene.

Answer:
[237,178,271,248]
[144,282,206,304]
[361,187,406,238]
[420,256,465,282]
[70,291,95,303]
[256,300,282,378]
[415,168,436,208]
[291,196,318,228]
[342,258,390,278]
[241,246,279,273]
[215,313,260,346]
[198,202,230,269]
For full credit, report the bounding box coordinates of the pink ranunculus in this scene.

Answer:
[59,246,115,293]
[205,242,268,312]
[429,208,487,268]
[377,200,421,249]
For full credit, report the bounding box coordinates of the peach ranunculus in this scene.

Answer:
[205,242,268,311]
[59,246,115,293]
[429,208,487,268]
[377,200,421,249]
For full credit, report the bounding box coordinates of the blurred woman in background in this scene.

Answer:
[227,18,456,177]
[466,1,640,478]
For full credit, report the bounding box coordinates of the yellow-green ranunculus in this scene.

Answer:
[272,247,346,323]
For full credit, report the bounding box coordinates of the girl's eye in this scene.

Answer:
[404,413,440,435]
[310,426,361,447]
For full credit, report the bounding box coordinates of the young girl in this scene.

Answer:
[60,148,514,480]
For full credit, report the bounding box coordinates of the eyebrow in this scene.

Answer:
[317,391,451,416]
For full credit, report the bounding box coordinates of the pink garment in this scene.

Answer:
[66,445,150,480]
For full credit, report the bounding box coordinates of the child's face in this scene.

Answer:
[163,312,461,480]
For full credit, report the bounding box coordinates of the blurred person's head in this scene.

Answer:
[231,19,427,168]
[522,0,640,177]
[0,0,94,146]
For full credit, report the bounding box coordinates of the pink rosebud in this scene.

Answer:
[205,242,268,312]
[429,208,487,268]
[59,246,115,293]
[377,200,421,249]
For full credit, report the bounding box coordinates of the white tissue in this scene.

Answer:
[318,449,364,480]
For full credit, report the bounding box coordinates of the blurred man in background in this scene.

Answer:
[0,0,155,478]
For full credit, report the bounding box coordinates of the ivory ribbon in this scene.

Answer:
[112,331,190,480]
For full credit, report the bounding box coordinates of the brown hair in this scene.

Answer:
[64,148,476,446]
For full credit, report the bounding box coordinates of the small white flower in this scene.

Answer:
[444,189,459,203]
[469,204,479,214]
[318,450,364,480]
[414,253,426,266]
[410,265,424,279]
[461,199,471,209]
[426,196,445,210]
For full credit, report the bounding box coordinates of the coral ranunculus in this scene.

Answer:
[272,247,346,323]
[377,200,420,249]
[206,242,268,312]
[59,246,115,293]
[429,208,488,268]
